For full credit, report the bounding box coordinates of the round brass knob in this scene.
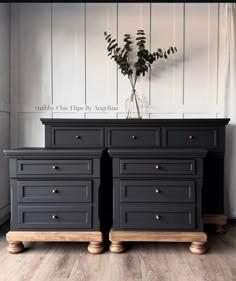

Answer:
[132,136,136,139]
[189,135,193,139]
[52,165,58,170]
[155,215,160,220]
[155,165,160,169]
[52,215,57,220]
[155,188,160,193]
[75,135,81,139]
[52,189,58,193]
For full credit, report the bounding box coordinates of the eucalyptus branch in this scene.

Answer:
[104,30,177,90]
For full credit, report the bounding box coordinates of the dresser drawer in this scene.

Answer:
[120,205,195,230]
[50,127,104,148]
[119,159,195,176]
[17,180,92,203]
[18,205,92,229]
[17,159,93,176]
[119,180,195,203]
[107,128,160,147]
[163,127,218,148]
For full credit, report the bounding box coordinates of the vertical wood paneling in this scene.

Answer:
[18,113,51,147]
[117,3,150,116]
[0,112,10,208]
[184,3,219,106]
[18,3,51,104]
[150,3,184,108]
[0,4,10,220]
[0,4,9,106]
[52,3,85,106]
[86,3,117,111]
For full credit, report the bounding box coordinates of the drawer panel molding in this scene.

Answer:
[18,206,92,229]
[17,180,92,203]
[120,205,196,230]
[17,159,93,176]
[51,127,104,148]
[119,180,196,203]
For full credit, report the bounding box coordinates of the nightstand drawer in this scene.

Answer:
[120,205,195,230]
[119,159,195,176]
[51,127,104,148]
[17,159,93,176]
[163,127,218,148]
[17,180,92,203]
[18,205,92,229]
[107,128,160,147]
[119,180,196,203]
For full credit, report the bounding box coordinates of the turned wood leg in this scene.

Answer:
[87,242,104,254]
[215,224,226,234]
[7,242,24,254]
[189,242,207,255]
[109,241,125,253]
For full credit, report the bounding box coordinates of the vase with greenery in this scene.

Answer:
[104,30,177,118]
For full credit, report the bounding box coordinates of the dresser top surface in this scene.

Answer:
[40,118,230,126]
[4,148,104,158]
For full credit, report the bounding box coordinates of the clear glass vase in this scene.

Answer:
[125,89,143,119]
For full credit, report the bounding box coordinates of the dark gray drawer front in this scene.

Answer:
[120,159,195,175]
[51,127,104,148]
[18,206,92,229]
[119,180,195,203]
[107,128,160,147]
[120,205,195,230]
[17,160,92,176]
[17,181,92,203]
[163,127,218,148]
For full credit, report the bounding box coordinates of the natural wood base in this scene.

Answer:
[7,241,24,254]
[203,214,227,226]
[109,230,207,254]
[109,241,125,253]
[109,230,207,242]
[87,242,104,254]
[189,242,207,255]
[6,231,103,254]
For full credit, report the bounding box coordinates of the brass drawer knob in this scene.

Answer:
[155,215,160,220]
[189,135,193,139]
[155,188,160,193]
[52,165,58,170]
[155,165,160,169]
[132,135,137,139]
[75,135,81,139]
[52,189,58,193]
[52,215,58,220]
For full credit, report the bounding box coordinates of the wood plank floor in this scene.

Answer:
[0,223,235,281]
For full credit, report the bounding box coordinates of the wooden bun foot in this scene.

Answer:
[87,242,104,254]
[215,225,226,234]
[7,242,24,254]
[189,242,207,255]
[109,241,125,253]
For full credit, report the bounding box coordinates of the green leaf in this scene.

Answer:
[136,36,146,40]
[105,34,112,40]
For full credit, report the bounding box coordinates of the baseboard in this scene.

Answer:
[0,204,10,226]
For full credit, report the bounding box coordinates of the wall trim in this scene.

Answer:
[0,103,10,113]
[0,204,10,226]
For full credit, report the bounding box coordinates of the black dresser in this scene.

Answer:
[4,118,229,254]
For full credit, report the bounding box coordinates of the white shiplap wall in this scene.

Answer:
[10,3,235,217]
[0,3,10,225]
[10,3,225,148]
